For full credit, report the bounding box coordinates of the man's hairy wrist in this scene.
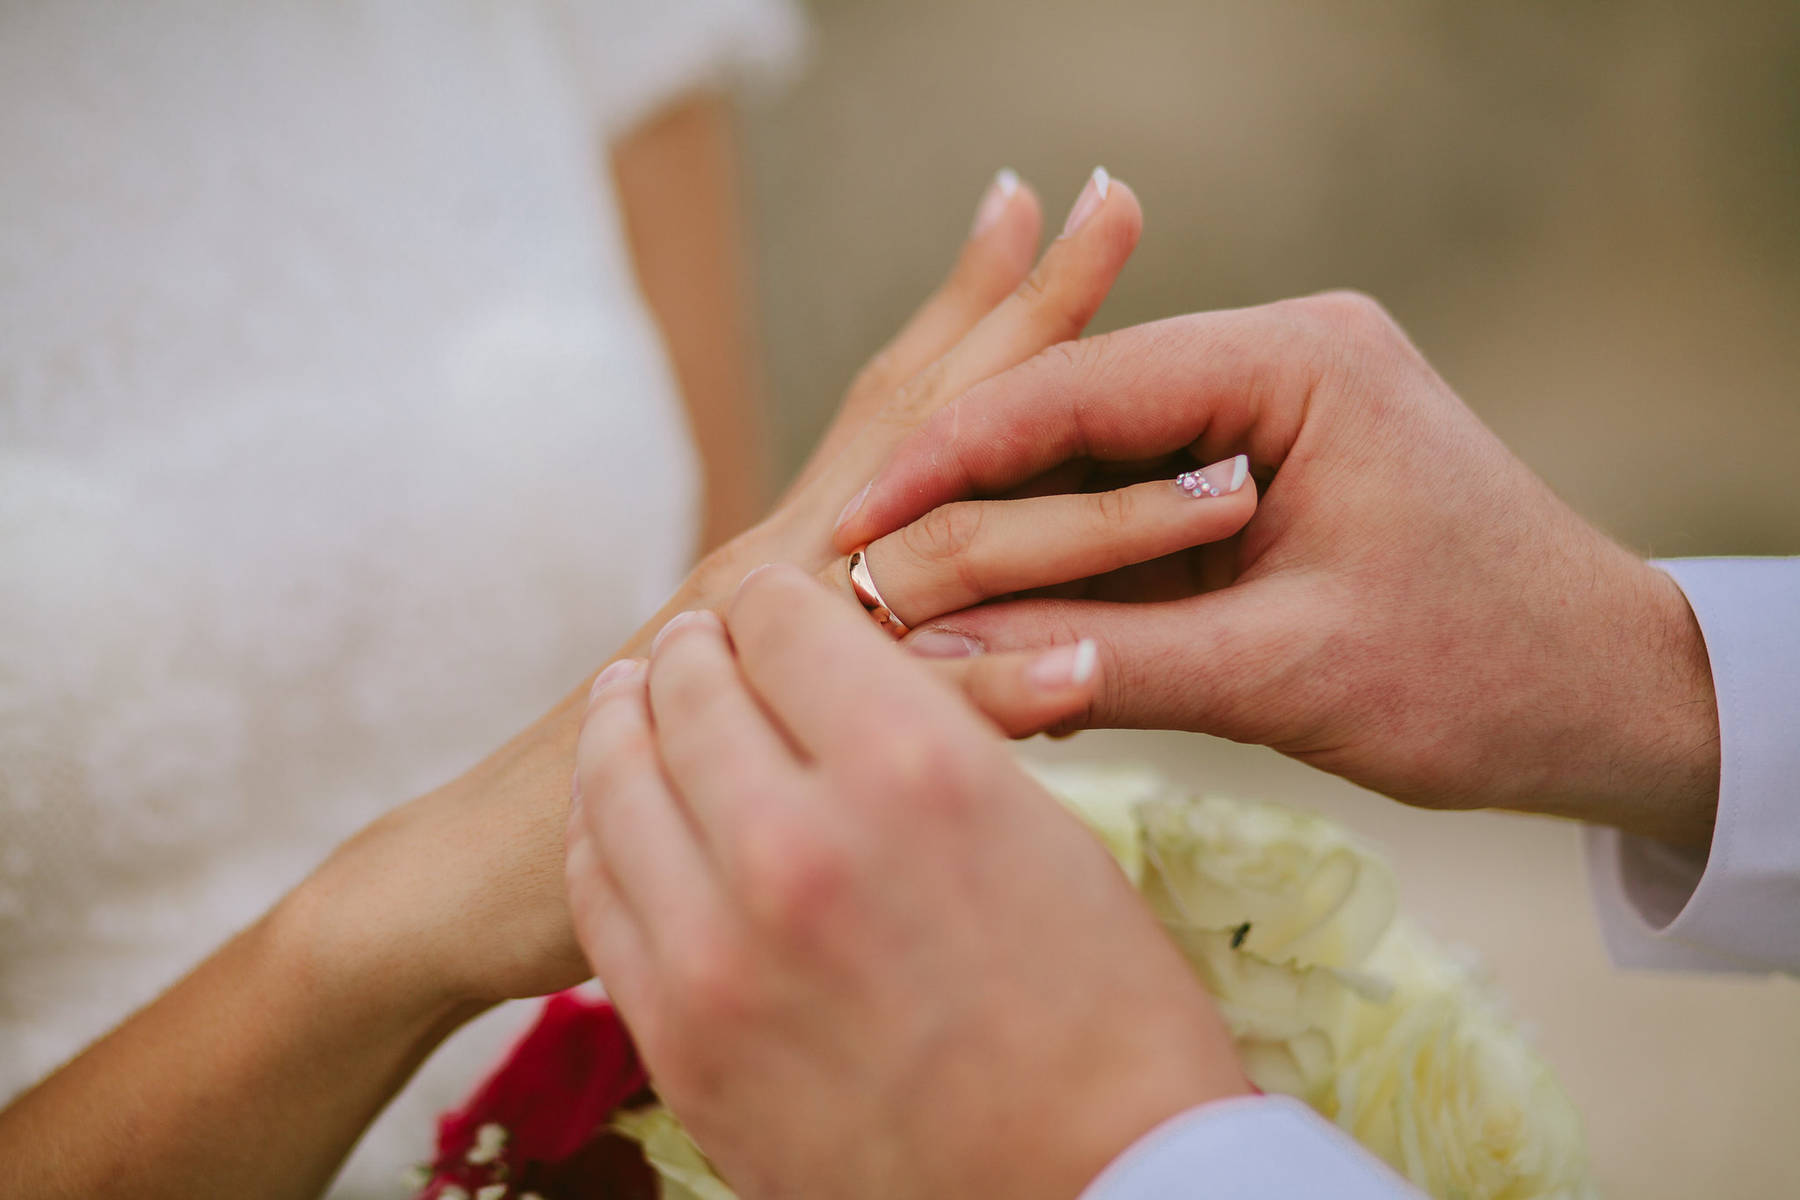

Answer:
[1623,565,1721,848]
[1516,556,1720,848]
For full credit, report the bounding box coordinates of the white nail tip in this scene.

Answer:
[1229,454,1249,493]
[1071,638,1098,685]
[996,167,1020,197]
[1092,166,1111,200]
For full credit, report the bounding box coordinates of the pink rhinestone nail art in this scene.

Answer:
[1175,469,1222,498]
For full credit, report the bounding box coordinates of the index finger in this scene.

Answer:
[723,563,985,762]
[832,297,1338,552]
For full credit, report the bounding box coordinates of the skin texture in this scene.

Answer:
[0,168,1176,1196]
[567,567,1250,1200]
[838,292,1722,850]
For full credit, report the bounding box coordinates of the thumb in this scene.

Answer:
[903,587,1302,738]
[919,641,1102,739]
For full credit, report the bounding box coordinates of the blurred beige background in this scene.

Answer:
[738,2,1800,1195]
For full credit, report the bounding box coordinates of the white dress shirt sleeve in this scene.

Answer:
[1080,1096,1421,1200]
[1584,557,1800,974]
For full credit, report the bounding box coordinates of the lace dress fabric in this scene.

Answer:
[0,1,801,1193]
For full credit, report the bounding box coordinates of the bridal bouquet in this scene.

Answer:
[414,763,1595,1200]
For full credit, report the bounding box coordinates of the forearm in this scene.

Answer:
[613,92,768,553]
[0,884,483,1199]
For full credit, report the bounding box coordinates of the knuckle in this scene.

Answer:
[849,349,899,407]
[1277,291,1420,406]
[740,818,853,934]
[1013,265,1092,342]
[670,931,754,1025]
[1037,336,1100,378]
[1018,619,1117,733]
[879,359,947,428]
[901,501,986,566]
[1093,486,1135,527]
[1013,264,1054,309]
[1293,289,1401,350]
[864,733,979,820]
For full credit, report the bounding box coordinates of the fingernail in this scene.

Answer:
[970,167,1020,238]
[733,561,786,604]
[588,658,645,703]
[907,629,985,658]
[651,610,719,655]
[1027,638,1099,688]
[1060,166,1111,237]
[835,482,872,533]
[1175,454,1250,499]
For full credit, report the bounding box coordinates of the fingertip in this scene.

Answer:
[725,561,786,613]
[1092,177,1143,265]
[906,628,985,658]
[1025,638,1100,691]
[649,609,722,658]
[1109,177,1143,230]
[588,657,647,706]
[968,168,1016,239]
[832,500,873,553]
[1074,637,1099,685]
[993,180,1044,271]
[1057,168,1143,249]
[833,481,898,552]
[726,560,818,631]
[831,409,967,552]
[959,172,1044,300]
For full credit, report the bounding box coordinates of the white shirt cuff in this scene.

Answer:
[1584,557,1800,974]
[1080,1096,1419,1199]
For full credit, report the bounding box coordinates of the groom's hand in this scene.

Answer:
[836,293,1720,848]
[566,566,1248,1200]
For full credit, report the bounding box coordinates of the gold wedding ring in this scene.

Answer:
[847,546,908,637]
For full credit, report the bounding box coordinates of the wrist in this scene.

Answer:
[268,855,494,1041]
[1513,555,1719,847]
[1613,563,1720,846]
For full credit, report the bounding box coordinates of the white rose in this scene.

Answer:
[1034,760,1596,1200]
[1327,922,1597,1200]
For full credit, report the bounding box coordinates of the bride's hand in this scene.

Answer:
[291,168,1200,1013]
[652,167,1195,731]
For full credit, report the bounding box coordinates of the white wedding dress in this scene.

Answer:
[0,2,801,1193]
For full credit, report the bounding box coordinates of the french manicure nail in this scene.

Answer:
[651,609,719,655]
[1175,454,1251,499]
[970,167,1021,238]
[835,482,872,533]
[1027,639,1098,688]
[588,658,644,703]
[907,629,986,658]
[1060,166,1111,237]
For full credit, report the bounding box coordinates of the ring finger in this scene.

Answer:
[831,454,1254,630]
